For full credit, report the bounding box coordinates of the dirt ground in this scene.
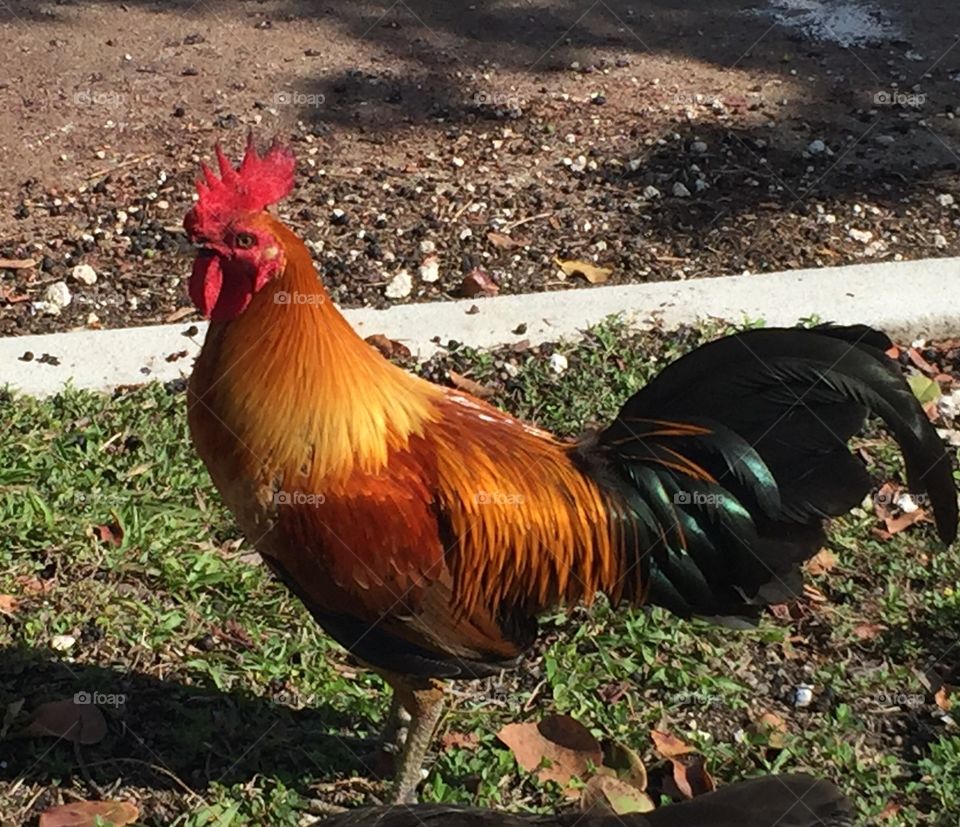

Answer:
[1,0,960,336]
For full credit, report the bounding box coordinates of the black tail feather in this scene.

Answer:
[587,324,957,620]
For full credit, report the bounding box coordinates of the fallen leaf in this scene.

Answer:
[92,522,123,547]
[448,370,495,399]
[804,548,837,576]
[555,257,612,284]
[935,685,953,711]
[907,348,938,376]
[487,231,528,249]
[878,801,902,820]
[852,623,887,641]
[25,698,107,744]
[0,594,20,616]
[874,483,928,535]
[0,257,37,269]
[497,714,602,792]
[600,741,647,791]
[164,306,195,323]
[908,374,941,406]
[670,754,715,799]
[650,730,695,759]
[581,775,655,815]
[364,333,411,360]
[750,712,788,749]
[15,575,53,595]
[39,800,139,827]
[458,267,499,297]
[440,730,480,751]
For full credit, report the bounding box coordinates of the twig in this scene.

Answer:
[84,758,206,805]
[503,211,553,231]
[84,152,157,181]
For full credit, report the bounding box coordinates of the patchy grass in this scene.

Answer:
[1,318,959,826]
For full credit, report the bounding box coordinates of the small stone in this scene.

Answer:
[874,134,896,146]
[384,269,412,299]
[452,157,465,168]
[419,254,440,283]
[848,228,873,244]
[807,139,827,155]
[155,199,170,211]
[934,233,948,249]
[51,634,76,652]
[43,281,72,313]
[937,193,955,207]
[793,684,814,708]
[330,208,347,225]
[549,353,569,375]
[642,185,661,199]
[672,182,691,198]
[71,263,97,285]
[419,240,436,254]
[691,140,708,154]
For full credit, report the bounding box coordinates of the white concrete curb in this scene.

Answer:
[2,257,959,397]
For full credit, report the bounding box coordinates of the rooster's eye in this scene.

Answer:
[235,232,256,249]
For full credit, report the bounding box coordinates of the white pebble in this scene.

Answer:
[848,228,874,244]
[419,255,440,283]
[793,684,814,708]
[549,353,569,375]
[938,194,955,207]
[71,263,97,286]
[672,182,691,198]
[384,269,412,299]
[51,634,76,652]
[807,139,827,155]
[43,281,72,311]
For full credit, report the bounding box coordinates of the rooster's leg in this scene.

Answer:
[380,672,446,805]
[377,691,412,752]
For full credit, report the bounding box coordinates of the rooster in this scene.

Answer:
[316,774,854,827]
[185,136,957,803]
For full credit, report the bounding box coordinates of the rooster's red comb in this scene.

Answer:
[185,134,296,239]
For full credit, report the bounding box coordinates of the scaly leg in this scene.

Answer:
[378,671,446,805]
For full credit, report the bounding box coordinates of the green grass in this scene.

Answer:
[1,318,959,825]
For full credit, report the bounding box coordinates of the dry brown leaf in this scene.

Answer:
[0,595,20,616]
[650,729,694,759]
[907,347,938,376]
[852,623,887,641]
[555,257,612,284]
[92,522,124,547]
[600,741,647,791]
[448,370,495,399]
[40,800,139,827]
[364,333,411,360]
[0,257,37,269]
[874,482,928,535]
[458,267,499,297]
[751,712,788,749]
[164,306,195,323]
[497,714,602,792]
[877,801,902,821]
[25,698,107,745]
[15,575,54,595]
[581,775,655,815]
[804,548,837,576]
[670,754,716,799]
[487,231,528,249]
[935,685,954,711]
